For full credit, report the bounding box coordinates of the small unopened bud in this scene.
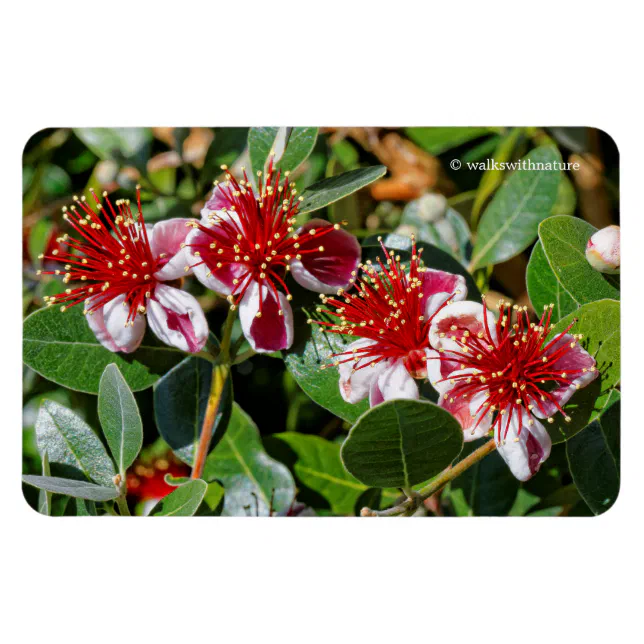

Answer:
[586,225,620,274]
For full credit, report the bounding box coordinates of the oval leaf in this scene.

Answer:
[203,403,295,516]
[98,364,143,475]
[153,358,233,466]
[566,401,620,515]
[526,240,577,323]
[150,480,208,517]
[538,215,620,305]
[297,166,387,216]
[74,127,152,163]
[35,400,115,486]
[470,146,562,269]
[23,305,184,393]
[22,475,118,502]
[546,299,620,443]
[271,433,399,515]
[277,127,319,173]
[341,399,463,488]
[248,127,280,177]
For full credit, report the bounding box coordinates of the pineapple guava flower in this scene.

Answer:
[38,187,208,354]
[426,300,598,481]
[311,237,466,405]
[184,157,361,353]
[586,224,620,274]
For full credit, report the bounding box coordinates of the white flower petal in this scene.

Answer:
[336,339,385,403]
[102,294,147,353]
[377,360,419,401]
[429,300,497,353]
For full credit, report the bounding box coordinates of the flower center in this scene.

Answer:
[38,187,160,324]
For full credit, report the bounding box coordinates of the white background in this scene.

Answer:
[3,1,641,642]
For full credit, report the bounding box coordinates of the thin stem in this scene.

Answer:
[116,496,131,517]
[232,348,257,365]
[190,307,238,480]
[361,439,497,517]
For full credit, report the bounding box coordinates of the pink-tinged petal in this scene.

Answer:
[239,281,294,353]
[369,377,385,407]
[150,218,195,281]
[440,389,492,442]
[429,300,497,353]
[185,225,247,295]
[85,297,119,352]
[377,360,420,401]
[421,269,467,318]
[290,218,361,294]
[101,294,146,353]
[531,333,599,418]
[337,339,386,403]
[426,348,468,395]
[200,182,235,218]
[147,284,208,353]
[496,410,551,481]
[586,225,620,274]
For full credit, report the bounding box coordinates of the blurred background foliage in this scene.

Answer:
[22,126,619,515]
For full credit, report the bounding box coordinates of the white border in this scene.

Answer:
[4,2,641,642]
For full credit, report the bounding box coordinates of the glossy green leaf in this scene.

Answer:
[35,400,115,486]
[203,403,295,516]
[278,127,319,173]
[297,166,387,216]
[248,127,280,177]
[527,240,577,323]
[471,127,523,224]
[271,433,399,515]
[98,364,143,475]
[538,216,620,305]
[150,480,208,517]
[567,401,620,515]
[546,299,620,443]
[74,128,152,165]
[341,399,463,488]
[153,358,232,466]
[283,322,369,424]
[451,438,519,516]
[22,475,119,502]
[405,127,493,155]
[470,146,562,269]
[23,305,184,394]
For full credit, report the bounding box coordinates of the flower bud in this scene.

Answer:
[586,225,620,274]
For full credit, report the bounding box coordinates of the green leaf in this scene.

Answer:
[277,127,319,173]
[567,400,620,515]
[405,127,493,155]
[42,164,72,197]
[471,127,523,224]
[22,475,119,502]
[450,438,519,516]
[283,322,369,424]
[271,433,398,515]
[538,216,620,305]
[248,127,280,177]
[74,128,152,165]
[23,305,184,394]
[98,364,143,475]
[201,128,248,182]
[297,166,387,216]
[153,358,233,466]
[29,219,54,267]
[526,240,577,323]
[341,399,463,488]
[35,400,116,486]
[551,173,577,216]
[203,403,296,516]
[196,481,225,516]
[149,480,208,516]
[75,498,98,516]
[546,299,620,443]
[470,146,562,269]
[37,451,52,516]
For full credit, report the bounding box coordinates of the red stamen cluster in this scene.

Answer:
[186,156,346,317]
[39,187,160,323]
[310,237,453,377]
[435,301,592,441]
